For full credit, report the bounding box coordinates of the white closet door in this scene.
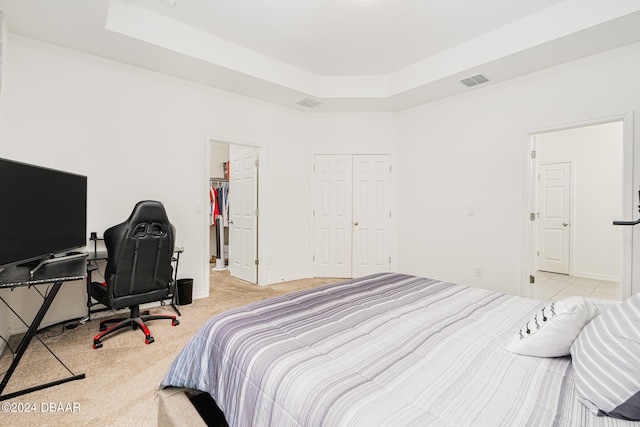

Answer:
[313,154,391,278]
[352,155,391,277]
[313,155,353,278]
[229,145,258,283]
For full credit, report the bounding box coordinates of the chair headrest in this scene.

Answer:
[126,201,170,226]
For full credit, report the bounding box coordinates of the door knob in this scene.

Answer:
[354,221,359,226]
[562,222,568,227]
[228,219,234,225]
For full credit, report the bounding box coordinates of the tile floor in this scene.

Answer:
[531,270,621,302]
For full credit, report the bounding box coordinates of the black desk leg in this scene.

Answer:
[0,281,85,401]
[171,302,181,316]
[170,252,182,316]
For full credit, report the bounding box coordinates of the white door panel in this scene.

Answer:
[229,145,258,283]
[352,155,391,277]
[313,155,352,277]
[538,163,571,274]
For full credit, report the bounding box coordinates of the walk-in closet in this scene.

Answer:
[209,142,230,270]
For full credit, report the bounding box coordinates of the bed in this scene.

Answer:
[160,273,640,426]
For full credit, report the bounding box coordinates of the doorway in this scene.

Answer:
[529,120,625,301]
[208,140,259,285]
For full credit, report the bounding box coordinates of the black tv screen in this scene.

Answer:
[0,158,87,269]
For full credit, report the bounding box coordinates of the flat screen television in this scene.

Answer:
[0,158,87,270]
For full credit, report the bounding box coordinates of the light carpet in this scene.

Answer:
[0,270,343,426]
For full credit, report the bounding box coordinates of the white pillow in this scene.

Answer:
[505,296,611,357]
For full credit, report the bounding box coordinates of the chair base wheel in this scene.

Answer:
[91,308,179,348]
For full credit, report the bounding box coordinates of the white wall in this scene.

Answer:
[396,41,640,296]
[209,142,229,179]
[0,34,397,332]
[535,122,623,281]
[262,112,398,283]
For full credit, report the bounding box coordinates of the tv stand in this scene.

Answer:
[28,252,88,277]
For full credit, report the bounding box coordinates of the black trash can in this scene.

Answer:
[176,278,193,305]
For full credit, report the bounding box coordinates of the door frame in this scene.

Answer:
[204,135,265,289]
[523,112,634,299]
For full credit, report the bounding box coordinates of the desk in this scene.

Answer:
[84,246,184,321]
[0,256,87,401]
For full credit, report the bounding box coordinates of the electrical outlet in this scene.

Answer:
[475,266,483,276]
[468,207,475,216]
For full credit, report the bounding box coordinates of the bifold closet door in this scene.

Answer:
[313,154,391,278]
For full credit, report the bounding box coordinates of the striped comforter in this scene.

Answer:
[160,273,637,426]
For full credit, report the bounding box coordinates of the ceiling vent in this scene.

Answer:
[460,74,490,88]
[296,98,322,108]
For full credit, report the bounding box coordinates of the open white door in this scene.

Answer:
[538,162,571,274]
[229,145,258,283]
